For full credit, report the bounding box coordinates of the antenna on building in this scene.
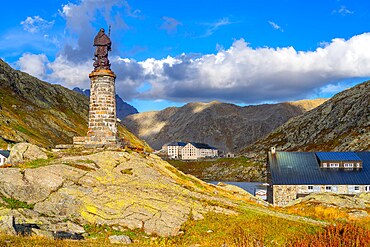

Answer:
[108,25,111,37]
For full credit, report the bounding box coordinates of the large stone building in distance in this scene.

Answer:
[267,148,370,206]
[165,142,218,160]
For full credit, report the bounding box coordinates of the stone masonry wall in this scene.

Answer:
[86,70,118,144]
[272,185,297,206]
[273,184,370,206]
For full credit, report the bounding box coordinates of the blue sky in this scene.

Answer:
[1,0,370,112]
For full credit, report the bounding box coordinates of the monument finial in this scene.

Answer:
[93,28,112,71]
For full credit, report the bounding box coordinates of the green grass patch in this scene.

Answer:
[83,223,150,244]
[17,158,54,169]
[0,195,34,210]
[14,125,34,136]
[165,165,207,191]
[153,209,320,247]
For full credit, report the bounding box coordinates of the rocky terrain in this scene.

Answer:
[0,143,264,238]
[73,87,138,120]
[0,59,148,150]
[243,81,370,156]
[123,99,326,152]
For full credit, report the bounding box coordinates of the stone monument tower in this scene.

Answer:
[73,28,118,146]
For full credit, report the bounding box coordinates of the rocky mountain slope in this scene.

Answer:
[73,87,138,119]
[0,59,148,150]
[123,99,326,152]
[243,81,370,155]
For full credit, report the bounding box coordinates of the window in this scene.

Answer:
[356,163,361,168]
[365,186,370,192]
[329,163,339,168]
[307,186,314,191]
[325,186,332,192]
[354,186,360,192]
[322,163,327,168]
[344,163,353,168]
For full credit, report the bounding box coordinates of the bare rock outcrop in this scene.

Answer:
[6,143,48,164]
[0,150,248,238]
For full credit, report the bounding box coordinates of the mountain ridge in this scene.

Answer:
[242,80,370,155]
[123,98,326,152]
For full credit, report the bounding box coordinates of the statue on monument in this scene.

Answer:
[93,28,112,71]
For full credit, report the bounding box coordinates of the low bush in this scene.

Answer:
[290,223,370,247]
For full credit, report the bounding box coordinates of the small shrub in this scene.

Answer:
[233,226,265,247]
[0,196,34,210]
[120,168,133,175]
[290,223,370,247]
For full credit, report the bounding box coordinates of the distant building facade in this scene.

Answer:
[166,142,187,159]
[165,142,218,160]
[267,148,370,206]
[181,142,218,160]
[0,150,10,166]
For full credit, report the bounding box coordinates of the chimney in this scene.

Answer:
[271,147,276,155]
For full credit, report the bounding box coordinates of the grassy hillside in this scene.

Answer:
[167,157,266,182]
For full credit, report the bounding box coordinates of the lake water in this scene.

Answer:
[207,181,266,195]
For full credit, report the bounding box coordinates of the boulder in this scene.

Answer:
[287,193,367,209]
[109,235,132,244]
[0,213,16,235]
[7,143,48,164]
[348,210,368,219]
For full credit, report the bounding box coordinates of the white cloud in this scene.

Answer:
[17,53,49,79]
[111,33,370,103]
[20,16,54,33]
[16,32,370,103]
[333,5,354,16]
[15,32,370,104]
[202,18,234,37]
[320,83,349,94]
[160,16,182,34]
[268,21,283,32]
[47,55,92,88]
[58,0,132,63]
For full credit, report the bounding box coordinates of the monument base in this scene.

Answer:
[73,136,121,149]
